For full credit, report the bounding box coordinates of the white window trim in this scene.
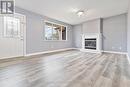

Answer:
[44,20,68,41]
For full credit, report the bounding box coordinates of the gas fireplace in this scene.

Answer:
[80,33,102,53]
[85,38,96,50]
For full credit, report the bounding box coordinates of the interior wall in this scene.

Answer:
[103,14,127,52]
[82,19,101,33]
[15,7,73,54]
[128,4,130,57]
[72,24,82,48]
[72,19,101,48]
[73,14,127,52]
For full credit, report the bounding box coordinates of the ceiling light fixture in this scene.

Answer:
[77,10,84,17]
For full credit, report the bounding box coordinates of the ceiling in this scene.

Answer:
[15,0,129,25]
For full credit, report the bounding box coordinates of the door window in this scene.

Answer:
[4,16,20,38]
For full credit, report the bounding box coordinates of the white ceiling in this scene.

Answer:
[15,0,129,25]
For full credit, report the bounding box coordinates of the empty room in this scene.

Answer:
[0,0,130,87]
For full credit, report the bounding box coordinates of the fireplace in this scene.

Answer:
[80,33,102,53]
[85,38,96,50]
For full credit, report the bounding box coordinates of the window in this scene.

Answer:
[45,22,67,40]
[4,16,21,38]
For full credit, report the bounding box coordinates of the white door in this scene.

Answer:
[0,14,26,59]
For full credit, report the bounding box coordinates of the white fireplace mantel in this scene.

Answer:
[80,33,102,53]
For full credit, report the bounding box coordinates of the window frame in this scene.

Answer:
[44,20,67,41]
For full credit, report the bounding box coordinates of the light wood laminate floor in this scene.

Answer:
[0,50,130,87]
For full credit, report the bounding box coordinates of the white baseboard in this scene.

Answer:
[72,48,80,50]
[0,55,23,60]
[103,51,127,54]
[26,48,76,56]
[127,53,130,64]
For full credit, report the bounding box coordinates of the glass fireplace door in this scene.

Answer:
[85,38,96,50]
